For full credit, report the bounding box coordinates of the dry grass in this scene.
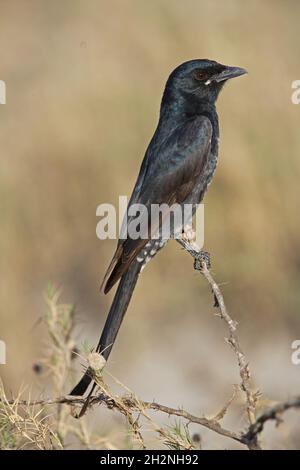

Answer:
[0,286,207,450]
[1,263,300,450]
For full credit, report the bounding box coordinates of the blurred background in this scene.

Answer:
[1,0,300,449]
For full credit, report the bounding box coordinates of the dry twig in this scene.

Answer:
[4,393,300,450]
[176,235,259,447]
[2,249,300,450]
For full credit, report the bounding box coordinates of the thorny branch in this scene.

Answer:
[243,396,300,445]
[2,238,300,449]
[4,393,300,450]
[176,236,259,431]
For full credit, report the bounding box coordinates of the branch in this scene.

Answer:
[4,393,300,450]
[176,235,259,448]
[3,239,299,449]
[1,393,243,445]
[243,397,300,446]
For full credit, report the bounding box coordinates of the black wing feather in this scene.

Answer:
[103,115,212,293]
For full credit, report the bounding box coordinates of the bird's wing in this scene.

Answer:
[102,115,212,293]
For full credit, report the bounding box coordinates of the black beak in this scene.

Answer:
[214,65,247,83]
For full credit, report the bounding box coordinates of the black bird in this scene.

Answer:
[70,59,247,400]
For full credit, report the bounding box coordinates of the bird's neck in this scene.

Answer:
[159,92,219,151]
[160,86,218,121]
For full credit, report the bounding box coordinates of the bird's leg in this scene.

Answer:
[181,223,195,244]
[177,225,211,269]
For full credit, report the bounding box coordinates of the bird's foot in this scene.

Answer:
[194,250,211,271]
[182,224,196,243]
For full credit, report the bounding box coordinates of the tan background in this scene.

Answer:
[1,0,300,449]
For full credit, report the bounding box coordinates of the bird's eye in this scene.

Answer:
[194,70,207,81]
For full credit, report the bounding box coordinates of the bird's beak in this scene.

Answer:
[214,65,248,83]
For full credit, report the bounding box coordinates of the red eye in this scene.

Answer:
[194,70,206,81]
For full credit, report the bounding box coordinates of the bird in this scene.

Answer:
[70,59,247,403]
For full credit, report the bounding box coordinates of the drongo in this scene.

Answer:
[70,59,247,402]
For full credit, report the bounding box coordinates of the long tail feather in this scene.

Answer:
[70,261,141,396]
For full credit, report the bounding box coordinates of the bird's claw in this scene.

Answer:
[194,250,211,271]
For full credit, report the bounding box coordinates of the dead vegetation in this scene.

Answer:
[1,238,300,450]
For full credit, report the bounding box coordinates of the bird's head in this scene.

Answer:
[164,59,247,106]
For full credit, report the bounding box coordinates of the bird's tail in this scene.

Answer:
[70,261,141,396]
